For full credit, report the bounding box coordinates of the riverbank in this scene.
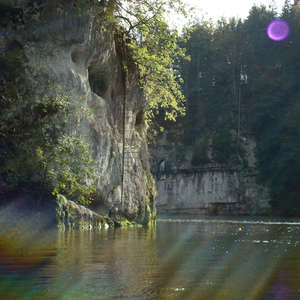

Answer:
[0,191,151,231]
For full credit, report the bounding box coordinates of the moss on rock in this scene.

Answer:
[55,194,113,231]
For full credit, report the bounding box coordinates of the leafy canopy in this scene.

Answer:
[106,0,189,126]
[178,2,300,215]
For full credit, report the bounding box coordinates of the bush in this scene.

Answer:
[0,44,96,204]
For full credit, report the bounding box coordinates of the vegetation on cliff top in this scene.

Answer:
[104,0,189,135]
[176,0,300,215]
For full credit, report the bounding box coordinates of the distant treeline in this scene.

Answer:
[179,1,300,215]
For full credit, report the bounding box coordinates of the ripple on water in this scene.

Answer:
[1,217,300,299]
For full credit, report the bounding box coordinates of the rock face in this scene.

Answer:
[157,169,270,215]
[55,194,113,230]
[152,134,270,215]
[157,169,238,212]
[0,1,155,223]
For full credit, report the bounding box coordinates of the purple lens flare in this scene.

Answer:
[267,20,290,41]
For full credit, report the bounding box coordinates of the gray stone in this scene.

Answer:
[0,2,155,223]
[152,133,270,215]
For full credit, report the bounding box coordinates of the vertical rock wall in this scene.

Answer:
[156,169,270,215]
[0,1,155,223]
[152,133,270,215]
[157,170,238,211]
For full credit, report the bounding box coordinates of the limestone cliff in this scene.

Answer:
[151,133,270,215]
[0,1,155,224]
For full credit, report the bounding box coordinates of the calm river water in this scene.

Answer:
[1,215,300,300]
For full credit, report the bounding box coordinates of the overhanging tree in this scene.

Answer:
[104,0,188,131]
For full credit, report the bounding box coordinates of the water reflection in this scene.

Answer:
[1,216,300,299]
[155,219,300,300]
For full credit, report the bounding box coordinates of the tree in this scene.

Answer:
[0,0,189,204]
[104,0,188,131]
[177,4,300,215]
[282,0,293,17]
[178,18,247,166]
[239,5,300,215]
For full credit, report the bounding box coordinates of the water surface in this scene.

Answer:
[1,215,300,299]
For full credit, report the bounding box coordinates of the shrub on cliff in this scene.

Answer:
[0,44,96,205]
[103,0,189,137]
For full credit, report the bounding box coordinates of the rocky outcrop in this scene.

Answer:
[0,1,155,224]
[55,194,113,230]
[152,134,270,215]
[156,168,270,215]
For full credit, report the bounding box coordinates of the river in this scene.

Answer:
[1,215,300,299]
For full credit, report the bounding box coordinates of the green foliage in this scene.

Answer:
[0,45,96,205]
[127,21,186,122]
[179,19,246,166]
[41,135,97,205]
[179,3,300,215]
[104,0,188,134]
[211,130,243,164]
[191,142,210,166]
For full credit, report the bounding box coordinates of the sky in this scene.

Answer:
[173,0,286,27]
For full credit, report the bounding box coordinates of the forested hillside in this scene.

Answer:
[177,1,300,215]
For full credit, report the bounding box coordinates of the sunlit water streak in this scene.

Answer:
[1,213,300,300]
